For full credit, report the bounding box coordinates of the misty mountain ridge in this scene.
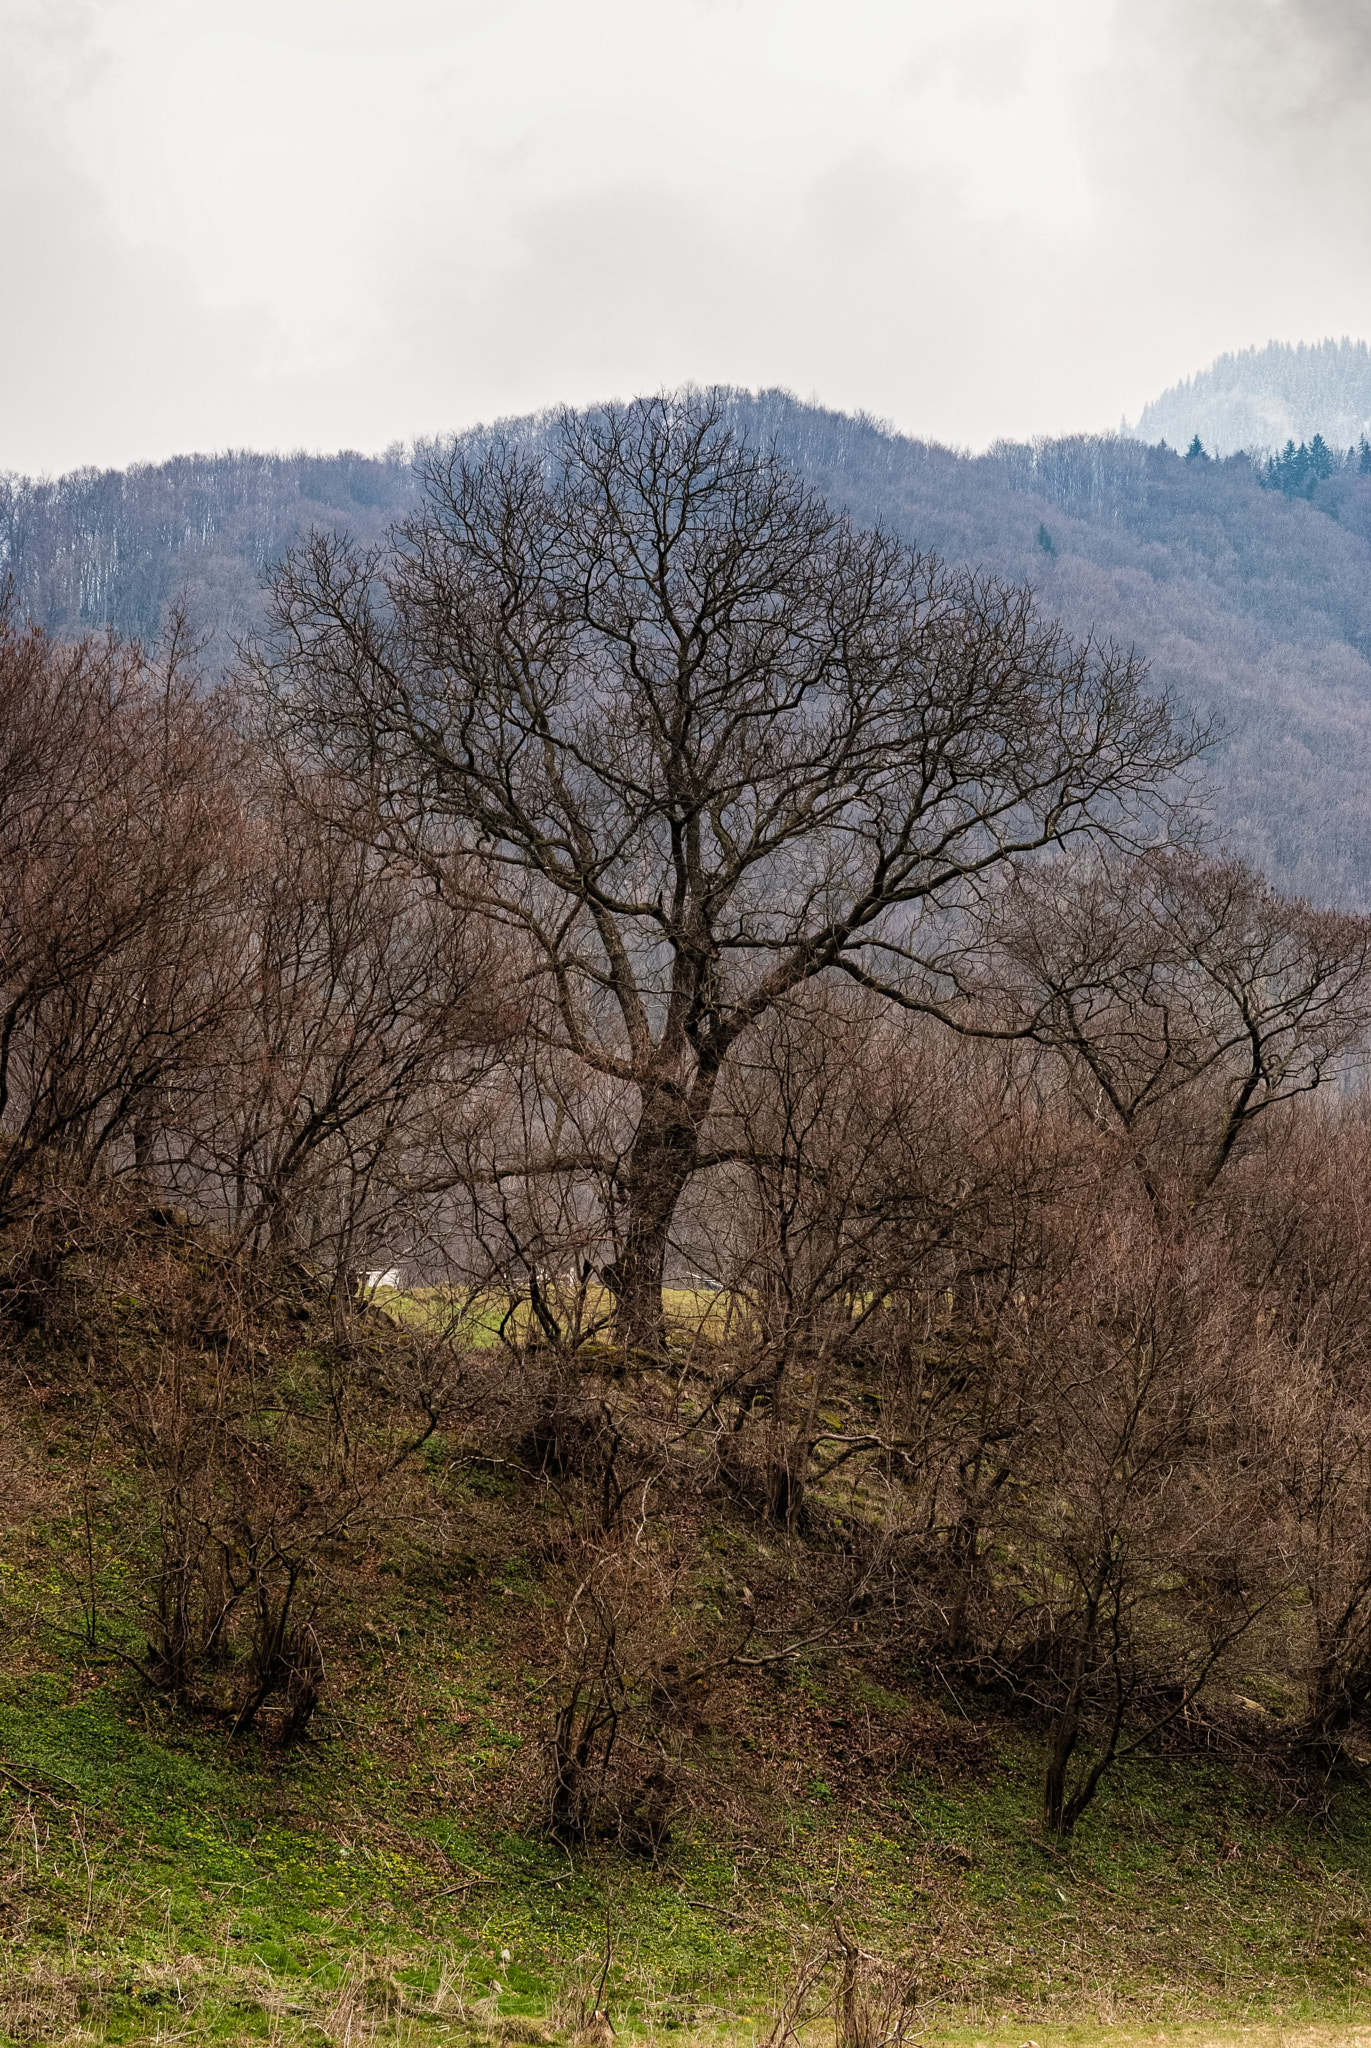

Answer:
[1133,338,1371,457]
[7,389,1371,910]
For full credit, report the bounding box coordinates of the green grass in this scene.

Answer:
[8,1581,1371,2047]
[7,1276,1371,2047]
[368,1285,751,1349]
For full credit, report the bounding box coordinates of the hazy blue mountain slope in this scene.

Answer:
[724,393,1371,903]
[5,397,1371,906]
[1133,339,1371,456]
[0,449,419,671]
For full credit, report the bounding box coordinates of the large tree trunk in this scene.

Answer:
[603,1083,702,1353]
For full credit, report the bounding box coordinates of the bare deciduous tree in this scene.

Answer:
[260,392,1196,1348]
[985,849,1371,1205]
[992,1201,1273,1834]
[193,777,509,1294]
[0,607,241,1226]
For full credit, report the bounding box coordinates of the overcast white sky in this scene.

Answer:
[4,0,1371,474]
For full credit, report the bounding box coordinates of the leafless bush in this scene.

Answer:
[187,775,511,1297]
[965,1185,1276,1832]
[832,1922,922,2048]
[542,1521,687,1843]
[0,605,243,1230]
[760,1942,833,2048]
[761,1925,920,2048]
[37,1227,481,1740]
[693,994,1074,1546]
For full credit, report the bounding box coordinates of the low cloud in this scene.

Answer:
[4,0,1371,470]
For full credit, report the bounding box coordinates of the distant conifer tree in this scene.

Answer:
[1185,434,1209,461]
[1266,440,1311,495]
[1036,522,1056,556]
[1359,436,1371,474]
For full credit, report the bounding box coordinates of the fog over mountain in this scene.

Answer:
[1134,339,1371,457]
[6,390,1371,908]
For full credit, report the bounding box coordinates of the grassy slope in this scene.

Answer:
[7,1523,1371,2043]
[6,1294,1371,2044]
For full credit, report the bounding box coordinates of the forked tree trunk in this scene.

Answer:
[1043,1554,1111,1835]
[1042,1678,1084,1834]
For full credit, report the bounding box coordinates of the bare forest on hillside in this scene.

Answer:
[10,397,1371,1850]
[10,387,1371,907]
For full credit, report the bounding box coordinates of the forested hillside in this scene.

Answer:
[9,397,1371,2043]
[1134,339,1371,457]
[0,448,417,664]
[7,395,1371,904]
[751,396,1371,907]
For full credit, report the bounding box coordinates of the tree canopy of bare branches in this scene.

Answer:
[0,603,240,1225]
[984,849,1371,1203]
[259,392,1198,1347]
